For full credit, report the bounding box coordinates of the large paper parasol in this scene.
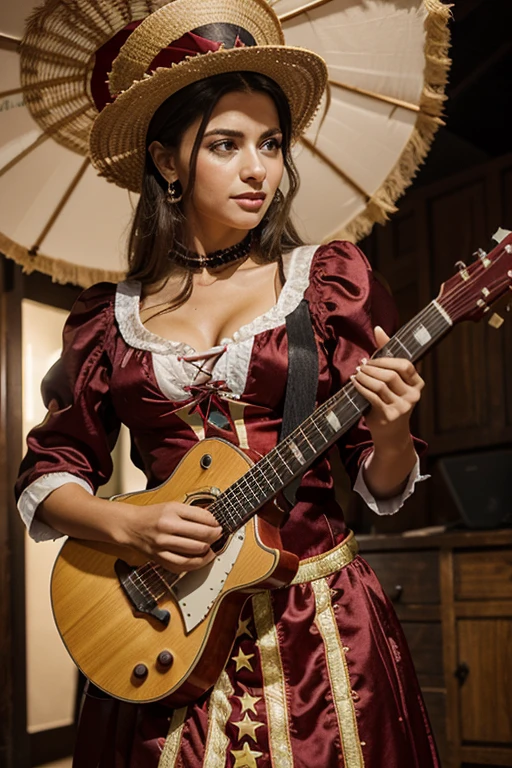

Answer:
[0,0,450,288]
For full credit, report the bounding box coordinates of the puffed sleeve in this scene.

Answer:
[15,283,121,541]
[311,241,427,515]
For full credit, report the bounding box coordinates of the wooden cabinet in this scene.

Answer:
[359,529,512,768]
[362,153,512,458]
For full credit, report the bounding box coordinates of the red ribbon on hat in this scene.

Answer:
[91,24,246,112]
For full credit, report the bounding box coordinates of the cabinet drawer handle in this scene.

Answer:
[454,662,470,686]
[391,584,403,603]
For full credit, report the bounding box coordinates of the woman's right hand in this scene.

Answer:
[120,501,223,573]
[38,484,222,574]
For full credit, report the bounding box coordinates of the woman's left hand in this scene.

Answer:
[351,325,425,447]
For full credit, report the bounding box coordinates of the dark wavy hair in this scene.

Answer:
[126,65,305,306]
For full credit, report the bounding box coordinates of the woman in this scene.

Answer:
[16,2,438,766]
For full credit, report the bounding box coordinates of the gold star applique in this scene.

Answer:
[231,741,263,768]
[237,690,261,715]
[234,712,264,742]
[232,648,255,672]
[236,617,254,639]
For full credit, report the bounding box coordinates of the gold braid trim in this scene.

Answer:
[203,671,235,767]
[252,591,294,768]
[311,578,365,767]
[159,707,187,768]
[290,531,358,585]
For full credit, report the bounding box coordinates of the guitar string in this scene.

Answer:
[137,282,504,579]
[209,266,511,533]
[131,308,442,591]
[130,258,512,591]
[214,301,448,523]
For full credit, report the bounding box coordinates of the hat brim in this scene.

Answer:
[89,45,328,193]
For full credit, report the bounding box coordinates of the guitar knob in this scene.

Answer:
[200,454,213,469]
[157,650,174,668]
[133,664,148,680]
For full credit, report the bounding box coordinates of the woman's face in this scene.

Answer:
[151,90,285,240]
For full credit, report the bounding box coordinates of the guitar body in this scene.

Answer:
[51,438,299,704]
[50,229,512,705]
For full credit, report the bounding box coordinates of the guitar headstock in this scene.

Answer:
[437,229,512,324]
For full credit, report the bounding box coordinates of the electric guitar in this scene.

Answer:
[50,229,512,704]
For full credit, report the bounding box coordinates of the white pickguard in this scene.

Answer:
[172,527,246,633]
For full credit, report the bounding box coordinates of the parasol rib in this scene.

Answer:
[29,158,90,255]
[277,0,334,23]
[1,75,86,102]
[299,135,370,200]
[0,87,24,99]
[0,33,21,52]
[329,80,421,114]
[0,133,51,180]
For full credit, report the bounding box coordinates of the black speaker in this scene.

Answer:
[438,450,512,530]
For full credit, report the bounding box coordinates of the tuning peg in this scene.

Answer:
[472,248,491,267]
[454,260,470,280]
[488,313,505,329]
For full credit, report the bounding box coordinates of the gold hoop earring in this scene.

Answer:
[166,180,183,204]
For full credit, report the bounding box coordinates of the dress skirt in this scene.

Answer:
[74,537,439,768]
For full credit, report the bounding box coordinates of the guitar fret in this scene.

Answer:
[254,460,278,493]
[128,571,155,601]
[274,444,295,474]
[249,469,268,498]
[298,426,314,453]
[347,391,362,410]
[204,292,463,538]
[264,456,282,483]
[311,417,329,442]
[212,497,238,531]
[392,336,412,359]
[234,476,262,506]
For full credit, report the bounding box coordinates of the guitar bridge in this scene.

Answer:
[115,559,170,626]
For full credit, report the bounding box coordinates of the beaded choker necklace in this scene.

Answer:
[172,232,253,270]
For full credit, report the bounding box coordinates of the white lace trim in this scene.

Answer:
[115,245,318,401]
[354,454,429,516]
[18,472,93,542]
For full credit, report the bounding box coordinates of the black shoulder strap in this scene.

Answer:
[280,298,319,504]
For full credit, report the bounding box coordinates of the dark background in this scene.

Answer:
[413,0,512,186]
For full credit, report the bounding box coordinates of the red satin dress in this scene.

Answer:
[16,241,439,768]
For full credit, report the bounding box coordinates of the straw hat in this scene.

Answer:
[1,0,450,288]
[88,0,328,192]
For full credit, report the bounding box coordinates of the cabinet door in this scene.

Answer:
[457,619,512,744]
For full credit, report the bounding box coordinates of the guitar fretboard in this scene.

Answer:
[210,299,452,534]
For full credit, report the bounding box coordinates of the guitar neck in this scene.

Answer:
[210,299,453,534]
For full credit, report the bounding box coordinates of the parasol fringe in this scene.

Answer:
[4,0,452,286]
[329,0,452,244]
[0,231,124,288]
